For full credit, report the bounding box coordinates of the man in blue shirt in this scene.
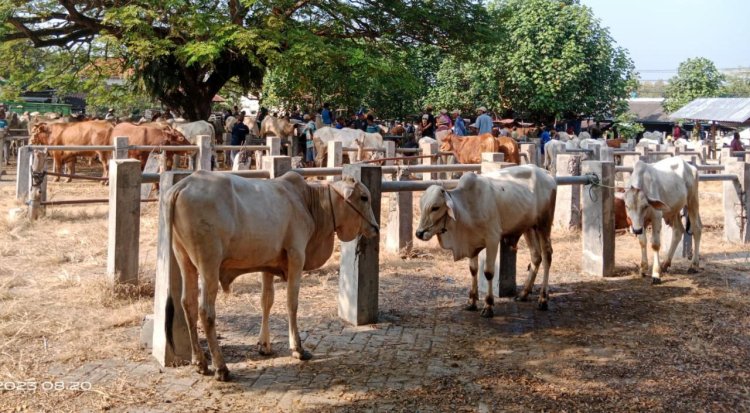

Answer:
[475,107,493,135]
[230,114,250,166]
[321,103,333,127]
[539,127,551,155]
[452,110,466,136]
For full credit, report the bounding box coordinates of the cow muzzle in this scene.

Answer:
[415,229,427,240]
[631,227,643,235]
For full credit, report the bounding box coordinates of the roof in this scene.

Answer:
[627,98,672,123]
[669,98,750,124]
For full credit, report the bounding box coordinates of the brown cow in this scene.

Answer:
[440,132,498,164]
[389,124,405,135]
[110,123,189,170]
[496,136,521,164]
[606,138,626,148]
[30,121,113,182]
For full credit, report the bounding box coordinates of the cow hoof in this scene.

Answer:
[257,343,274,356]
[214,366,230,382]
[480,307,494,318]
[292,350,313,361]
[464,303,478,312]
[537,301,549,311]
[194,360,209,375]
[514,295,528,302]
[687,266,700,274]
[651,277,662,285]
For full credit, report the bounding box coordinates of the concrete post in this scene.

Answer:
[267,136,281,156]
[107,159,142,285]
[519,143,538,166]
[383,141,396,165]
[480,152,505,174]
[627,139,635,150]
[338,165,381,325]
[384,172,413,256]
[195,135,212,171]
[720,148,731,164]
[15,146,31,201]
[420,142,438,181]
[262,156,292,179]
[581,161,615,276]
[28,150,47,221]
[327,141,343,182]
[599,147,614,163]
[478,236,519,298]
[114,136,129,160]
[140,153,161,199]
[152,171,192,367]
[554,154,582,230]
[724,160,750,244]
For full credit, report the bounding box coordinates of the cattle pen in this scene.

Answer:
[2,139,750,411]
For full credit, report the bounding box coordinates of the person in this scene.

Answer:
[335,117,346,129]
[511,126,519,140]
[223,109,232,122]
[233,105,240,116]
[321,103,333,127]
[452,110,466,136]
[499,125,511,137]
[230,114,250,166]
[436,109,452,132]
[421,106,435,138]
[475,106,493,135]
[539,127,551,155]
[0,111,7,132]
[673,124,682,139]
[354,111,368,131]
[302,114,317,166]
[730,132,745,158]
[365,114,380,133]
[105,108,116,121]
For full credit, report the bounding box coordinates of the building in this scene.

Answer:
[626,98,674,134]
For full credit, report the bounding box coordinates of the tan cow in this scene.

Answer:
[624,157,702,284]
[439,132,499,164]
[110,123,189,170]
[30,121,113,181]
[415,165,557,315]
[260,116,296,140]
[496,136,521,164]
[165,171,379,380]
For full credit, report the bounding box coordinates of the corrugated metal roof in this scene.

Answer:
[669,98,750,123]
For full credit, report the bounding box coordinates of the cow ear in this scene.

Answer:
[342,185,354,200]
[646,198,669,211]
[445,192,456,220]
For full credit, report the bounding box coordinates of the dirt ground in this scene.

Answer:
[0,161,749,412]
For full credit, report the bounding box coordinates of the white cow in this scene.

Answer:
[415,165,557,314]
[260,116,296,140]
[312,127,365,166]
[355,132,385,162]
[543,140,568,175]
[172,120,215,144]
[624,157,702,284]
[165,172,379,380]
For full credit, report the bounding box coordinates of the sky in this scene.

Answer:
[580,0,750,81]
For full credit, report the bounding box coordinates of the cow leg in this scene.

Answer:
[465,257,479,311]
[637,226,649,277]
[516,230,542,302]
[197,270,229,381]
[173,247,208,375]
[687,201,702,274]
[650,218,663,284]
[660,216,684,276]
[286,251,312,360]
[536,230,554,311]
[66,159,75,183]
[98,151,109,184]
[52,154,62,182]
[258,272,275,356]
[480,242,499,318]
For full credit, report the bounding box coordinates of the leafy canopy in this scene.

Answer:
[664,57,725,113]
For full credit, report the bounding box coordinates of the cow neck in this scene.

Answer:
[307,183,336,237]
[450,135,463,162]
[303,184,337,270]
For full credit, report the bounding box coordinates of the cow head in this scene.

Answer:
[30,123,51,145]
[624,182,668,236]
[415,185,455,241]
[439,133,454,153]
[283,121,296,137]
[162,128,189,145]
[329,176,379,241]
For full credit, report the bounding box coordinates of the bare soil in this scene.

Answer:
[0,161,749,412]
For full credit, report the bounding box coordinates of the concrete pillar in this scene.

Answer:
[262,155,291,179]
[720,148,731,164]
[627,139,635,150]
[478,236,518,298]
[107,159,142,284]
[15,146,31,202]
[598,147,614,163]
[384,141,396,165]
[327,140,342,182]
[152,171,192,367]
[338,165,381,325]
[195,135,212,171]
[724,160,750,244]
[420,142,438,181]
[554,154,582,230]
[28,150,48,221]
[384,173,413,256]
[140,152,161,199]
[114,136,129,160]
[581,161,615,276]
[267,136,281,156]
[480,153,506,174]
[519,143,537,166]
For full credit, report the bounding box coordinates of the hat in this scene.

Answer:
[477,106,487,113]
[422,114,429,120]
[303,114,311,121]
[108,108,114,112]
[452,109,460,115]
[440,109,447,115]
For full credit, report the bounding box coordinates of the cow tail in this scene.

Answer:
[160,183,183,351]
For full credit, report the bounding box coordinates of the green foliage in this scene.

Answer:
[720,72,750,97]
[637,80,667,98]
[614,111,644,139]
[663,57,725,113]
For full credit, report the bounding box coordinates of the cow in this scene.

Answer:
[313,127,364,166]
[171,120,216,144]
[165,171,379,380]
[496,136,521,164]
[389,124,406,135]
[624,157,702,284]
[30,121,113,182]
[260,116,297,140]
[354,131,385,162]
[415,165,557,315]
[110,123,189,170]
[439,132,498,164]
[543,140,567,175]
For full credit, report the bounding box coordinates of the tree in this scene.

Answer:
[720,71,750,98]
[497,0,635,122]
[663,57,725,113]
[2,0,491,120]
